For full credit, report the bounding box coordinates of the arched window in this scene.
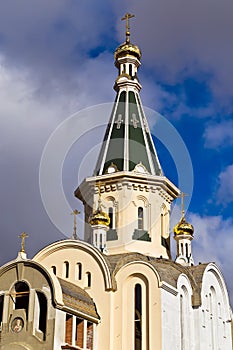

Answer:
[135,284,142,350]
[138,207,144,230]
[76,263,82,280]
[14,281,29,319]
[36,291,47,340]
[51,266,56,275]
[64,261,69,279]
[86,272,91,288]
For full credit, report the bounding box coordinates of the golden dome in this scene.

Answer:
[174,217,194,236]
[114,42,141,61]
[89,208,110,227]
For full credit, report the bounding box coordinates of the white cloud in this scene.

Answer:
[216,165,233,205]
[204,120,233,149]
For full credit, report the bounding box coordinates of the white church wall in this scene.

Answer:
[161,287,180,350]
[200,264,232,350]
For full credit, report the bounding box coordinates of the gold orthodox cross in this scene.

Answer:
[178,192,188,219]
[18,232,28,253]
[121,13,135,42]
[71,209,80,240]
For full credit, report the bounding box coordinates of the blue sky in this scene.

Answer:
[0,0,233,301]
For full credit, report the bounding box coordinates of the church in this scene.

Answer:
[0,14,232,350]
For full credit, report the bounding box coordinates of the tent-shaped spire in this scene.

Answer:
[94,16,162,177]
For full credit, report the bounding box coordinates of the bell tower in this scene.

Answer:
[75,14,179,258]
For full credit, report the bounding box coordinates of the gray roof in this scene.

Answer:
[58,278,99,321]
[102,252,209,307]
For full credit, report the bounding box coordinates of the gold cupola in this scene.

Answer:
[174,216,194,236]
[89,206,110,227]
[114,42,141,61]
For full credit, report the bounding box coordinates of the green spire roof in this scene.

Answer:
[94,40,162,177]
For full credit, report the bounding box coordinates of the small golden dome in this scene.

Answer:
[89,208,110,227]
[174,217,194,236]
[114,42,141,61]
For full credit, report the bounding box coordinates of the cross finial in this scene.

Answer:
[18,232,28,253]
[178,192,188,219]
[121,13,135,43]
[71,209,80,240]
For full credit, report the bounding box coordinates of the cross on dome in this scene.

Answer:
[121,13,135,43]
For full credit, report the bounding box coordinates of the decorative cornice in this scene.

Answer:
[76,173,179,204]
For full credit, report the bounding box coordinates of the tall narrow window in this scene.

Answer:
[65,314,73,344]
[64,261,69,278]
[86,322,94,350]
[0,295,4,327]
[129,64,132,76]
[36,291,47,340]
[109,207,113,229]
[161,213,164,235]
[181,243,184,255]
[86,272,91,288]
[51,266,56,275]
[138,207,144,230]
[135,284,142,350]
[76,263,82,280]
[100,233,103,249]
[75,318,84,348]
[14,281,29,319]
[185,243,189,259]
